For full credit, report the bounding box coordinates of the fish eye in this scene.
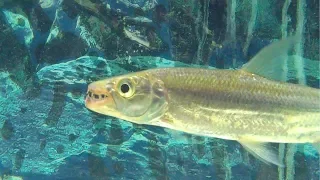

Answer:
[118,79,135,98]
[121,83,130,93]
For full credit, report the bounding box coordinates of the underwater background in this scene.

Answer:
[0,0,319,179]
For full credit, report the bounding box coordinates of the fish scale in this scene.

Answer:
[156,68,317,108]
[149,67,320,143]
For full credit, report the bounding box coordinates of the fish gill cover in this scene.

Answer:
[0,0,319,179]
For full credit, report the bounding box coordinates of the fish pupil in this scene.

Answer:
[121,83,130,93]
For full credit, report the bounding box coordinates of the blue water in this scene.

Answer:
[0,0,319,179]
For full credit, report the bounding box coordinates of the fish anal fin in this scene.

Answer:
[238,138,284,167]
[241,35,301,82]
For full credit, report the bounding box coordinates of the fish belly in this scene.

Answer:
[166,102,320,143]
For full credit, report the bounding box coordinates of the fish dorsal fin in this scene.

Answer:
[241,36,301,82]
[238,139,284,167]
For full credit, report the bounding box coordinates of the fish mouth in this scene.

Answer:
[85,90,109,105]
[85,82,114,110]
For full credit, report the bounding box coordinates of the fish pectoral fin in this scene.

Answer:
[164,128,191,142]
[241,35,301,82]
[150,118,191,143]
[238,139,284,167]
[149,117,175,129]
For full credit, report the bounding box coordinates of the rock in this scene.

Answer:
[0,11,33,90]
[0,55,319,179]
[37,31,88,65]
[0,56,191,178]
[0,56,228,179]
[1,9,34,47]
[0,0,319,179]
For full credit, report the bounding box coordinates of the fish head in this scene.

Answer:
[85,72,168,124]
